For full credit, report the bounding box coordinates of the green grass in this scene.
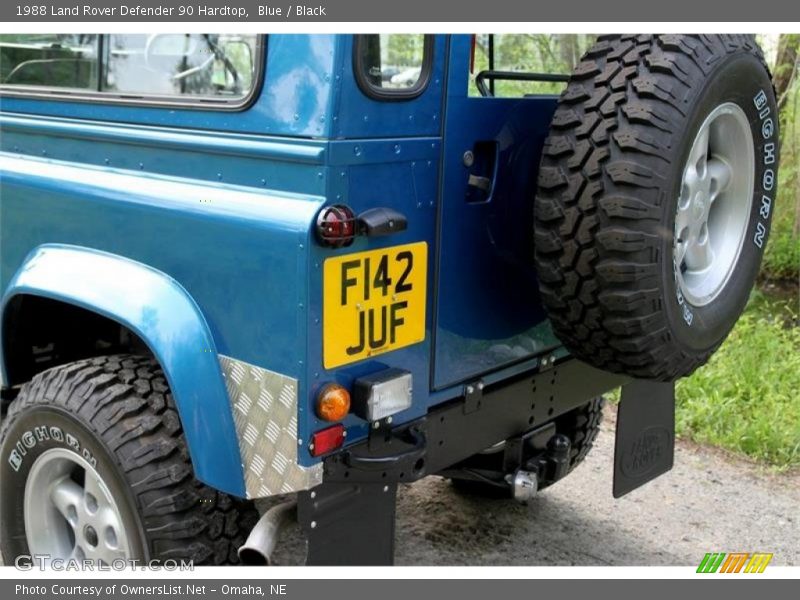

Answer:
[674,292,800,469]
[669,146,799,468]
[606,290,800,468]
[761,168,800,281]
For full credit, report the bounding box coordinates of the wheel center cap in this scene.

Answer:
[693,192,707,220]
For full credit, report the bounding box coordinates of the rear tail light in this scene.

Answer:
[310,424,345,457]
[316,204,356,248]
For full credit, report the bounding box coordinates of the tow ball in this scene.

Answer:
[507,433,572,504]
[509,470,537,503]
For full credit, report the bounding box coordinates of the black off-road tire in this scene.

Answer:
[534,35,778,380]
[554,395,604,470]
[0,355,259,565]
[450,397,605,497]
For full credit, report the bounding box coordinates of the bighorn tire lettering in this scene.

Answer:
[533,35,778,380]
[0,355,258,565]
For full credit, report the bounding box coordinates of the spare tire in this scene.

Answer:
[534,35,778,380]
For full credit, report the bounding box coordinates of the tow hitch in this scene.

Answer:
[509,470,537,503]
[267,361,674,566]
[442,426,577,502]
[506,433,573,504]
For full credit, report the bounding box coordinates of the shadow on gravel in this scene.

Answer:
[393,476,687,566]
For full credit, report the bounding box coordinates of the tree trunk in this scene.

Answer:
[774,34,799,111]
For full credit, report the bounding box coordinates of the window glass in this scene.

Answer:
[0,34,99,89]
[470,34,597,97]
[0,33,259,102]
[103,34,257,98]
[357,34,429,95]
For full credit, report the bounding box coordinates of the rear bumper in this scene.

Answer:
[321,358,627,483]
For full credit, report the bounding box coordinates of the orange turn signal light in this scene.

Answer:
[316,383,351,422]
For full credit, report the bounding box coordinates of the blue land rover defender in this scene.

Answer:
[0,34,778,565]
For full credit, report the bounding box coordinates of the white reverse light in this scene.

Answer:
[352,369,413,422]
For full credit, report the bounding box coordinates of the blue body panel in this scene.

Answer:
[0,244,246,496]
[304,137,442,444]
[0,146,324,481]
[432,36,562,389]
[0,34,565,492]
[0,35,339,137]
[330,35,446,139]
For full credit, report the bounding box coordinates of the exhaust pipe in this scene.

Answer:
[238,499,297,565]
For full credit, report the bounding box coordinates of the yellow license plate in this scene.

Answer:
[323,242,427,369]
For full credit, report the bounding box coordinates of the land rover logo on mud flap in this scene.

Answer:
[621,427,671,478]
[6,426,96,472]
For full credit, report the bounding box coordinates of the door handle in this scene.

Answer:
[464,140,498,202]
[468,174,492,193]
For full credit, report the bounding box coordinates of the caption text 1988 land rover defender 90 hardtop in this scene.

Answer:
[0,34,778,565]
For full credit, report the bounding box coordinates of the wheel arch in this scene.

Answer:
[0,244,246,497]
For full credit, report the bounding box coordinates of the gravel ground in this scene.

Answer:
[271,405,800,566]
[393,406,799,566]
[3,405,798,567]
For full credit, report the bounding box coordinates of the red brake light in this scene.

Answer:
[310,424,345,457]
[316,205,356,248]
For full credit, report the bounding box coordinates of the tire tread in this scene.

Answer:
[533,35,772,380]
[0,355,258,565]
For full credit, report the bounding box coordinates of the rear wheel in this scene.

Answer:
[534,35,778,380]
[0,355,258,565]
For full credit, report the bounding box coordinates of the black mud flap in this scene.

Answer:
[613,380,675,498]
[299,482,398,565]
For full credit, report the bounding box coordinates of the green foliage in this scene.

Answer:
[605,291,800,468]
[217,36,256,90]
[675,294,800,468]
[762,173,800,280]
[382,34,425,68]
[760,34,800,281]
[470,34,596,96]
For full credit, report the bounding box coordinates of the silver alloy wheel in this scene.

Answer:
[674,102,755,306]
[24,448,132,564]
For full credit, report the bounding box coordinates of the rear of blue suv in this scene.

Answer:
[0,33,777,565]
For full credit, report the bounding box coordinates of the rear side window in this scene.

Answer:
[355,34,433,100]
[0,33,262,107]
[0,34,99,90]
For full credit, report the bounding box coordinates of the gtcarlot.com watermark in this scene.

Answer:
[14,555,193,571]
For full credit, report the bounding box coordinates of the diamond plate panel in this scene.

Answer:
[219,355,322,499]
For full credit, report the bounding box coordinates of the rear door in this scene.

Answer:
[432,34,592,389]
